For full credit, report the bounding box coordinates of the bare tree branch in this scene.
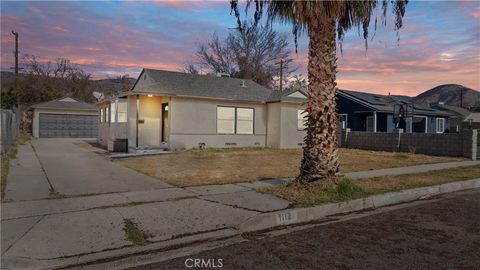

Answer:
[185,23,297,89]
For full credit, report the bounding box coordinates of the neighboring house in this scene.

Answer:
[431,103,471,132]
[30,97,98,138]
[98,68,455,152]
[337,90,454,133]
[97,69,306,152]
[463,112,480,130]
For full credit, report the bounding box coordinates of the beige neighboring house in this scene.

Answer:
[97,68,307,152]
[30,97,98,138]
[463,112,480,130]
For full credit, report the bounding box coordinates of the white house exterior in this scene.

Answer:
[97,69,307,152]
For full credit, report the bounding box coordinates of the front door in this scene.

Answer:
[161,103,168,142]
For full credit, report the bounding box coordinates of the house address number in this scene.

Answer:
[276,210,298,225]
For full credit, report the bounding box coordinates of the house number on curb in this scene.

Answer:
[276,210,298,225]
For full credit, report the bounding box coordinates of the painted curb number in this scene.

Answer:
[276,210,298,225]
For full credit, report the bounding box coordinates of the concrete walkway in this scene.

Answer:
[345,160,480,180]
[4,144,51,201]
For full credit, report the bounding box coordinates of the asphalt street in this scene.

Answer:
[128,189,480,270]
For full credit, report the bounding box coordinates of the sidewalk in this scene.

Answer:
[1,183,290,269]
[345,160,480,180]
[1,160,479,269]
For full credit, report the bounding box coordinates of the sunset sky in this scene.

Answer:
[1,1,479,96]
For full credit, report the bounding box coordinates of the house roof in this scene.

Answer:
[131,69,273,103]
[431,103,472,117]
[338,89,453,117]
[267,87,307,103]
[30,97,96,111]
[464,113,480,123]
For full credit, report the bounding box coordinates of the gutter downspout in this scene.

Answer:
[136,95,139,148]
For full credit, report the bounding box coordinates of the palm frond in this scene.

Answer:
[230,0,408,52]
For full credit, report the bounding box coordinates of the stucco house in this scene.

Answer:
[98,68,454,152]
[97,69,307,152]
[337,90,454,133]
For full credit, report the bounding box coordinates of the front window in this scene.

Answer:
[117,100,127,123]
[236,108,254,134]
[110,102,116,123]
[105,106,110,123]
[436,118,445,133]
[100,108,104,123]
[217,107,235,134]
[297,110,307,130]
[217,106,254,134]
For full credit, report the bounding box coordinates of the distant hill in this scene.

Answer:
[413,84,480,110]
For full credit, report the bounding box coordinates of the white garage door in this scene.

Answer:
[39,113,98,138]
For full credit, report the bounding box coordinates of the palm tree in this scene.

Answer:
[230,0,407,183]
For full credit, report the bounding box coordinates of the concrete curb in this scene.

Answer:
[237,178,480,233]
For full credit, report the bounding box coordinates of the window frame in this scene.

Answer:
[235,107,254,135]
[216,106,255,135]
[105,106,110,124]
[297,109,307,130]
[110,102,116,123]
[117,100,128,123]
[99,107,104,123]
[436,118,445,133]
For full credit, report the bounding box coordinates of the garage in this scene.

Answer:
[30,97,98,138]
[39,113,98,138]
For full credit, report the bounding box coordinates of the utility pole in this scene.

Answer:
[279,59,283,91]
[11,30,19,76]
[460,88,463,108]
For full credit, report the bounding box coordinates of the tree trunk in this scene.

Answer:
[296,16,340,183]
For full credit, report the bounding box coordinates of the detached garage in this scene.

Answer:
[31,97,98,138]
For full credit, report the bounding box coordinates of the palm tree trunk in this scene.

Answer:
[296,16,340,183]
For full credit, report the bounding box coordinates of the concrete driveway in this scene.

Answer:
[5,139,170,201]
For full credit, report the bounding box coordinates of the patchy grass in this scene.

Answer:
[261,165,480,207]
[260,178,368,207]
[1,134,30,200]
[117,147,462,187]
[123,219,149,246]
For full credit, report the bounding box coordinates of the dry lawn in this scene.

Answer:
[356,165,480,193]
[261,165,480,207]
[117,148,462,187]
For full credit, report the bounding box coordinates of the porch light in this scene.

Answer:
[147,94,153,97]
